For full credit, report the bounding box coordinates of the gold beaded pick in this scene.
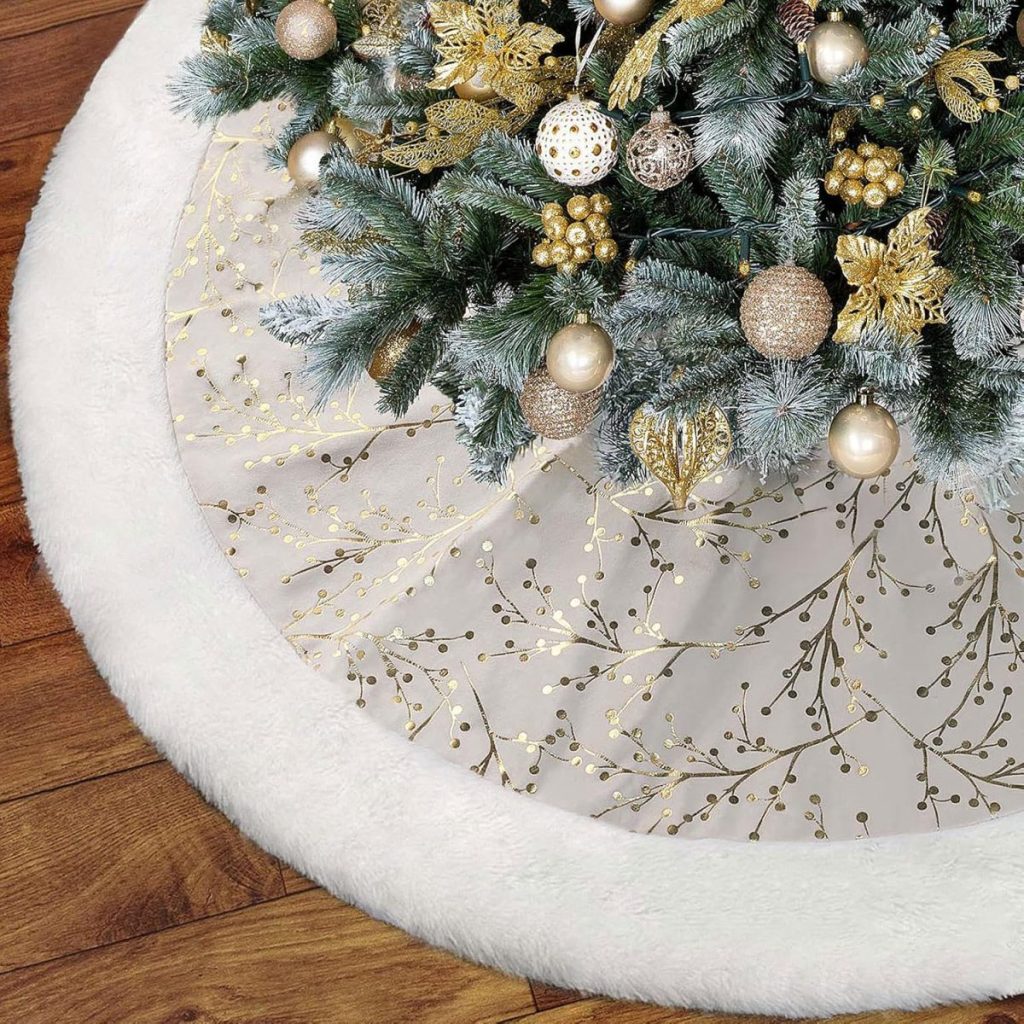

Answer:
[629,404,732,507]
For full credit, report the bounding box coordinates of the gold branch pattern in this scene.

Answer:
[165,106,1024,843]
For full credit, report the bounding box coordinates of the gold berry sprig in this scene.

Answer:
[533,194,619,275]
[824,141,905,209]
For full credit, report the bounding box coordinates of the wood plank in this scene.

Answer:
[0,502,72,645]
[0,761,285,972]
[0,888,537,1023]
[0,630,158,802]
[502,996,1024,1024]
[280,864,319,894]
[0,1,143,42]
[532,981,583,1013]
[0,9,141,145]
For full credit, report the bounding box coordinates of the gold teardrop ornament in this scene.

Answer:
[629,404,732,507]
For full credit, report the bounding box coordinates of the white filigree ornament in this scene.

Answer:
[534,93,619,185]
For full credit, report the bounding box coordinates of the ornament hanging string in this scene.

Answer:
[574,18,606,89]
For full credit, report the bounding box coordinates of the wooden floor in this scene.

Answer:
[0,4,1023,1021]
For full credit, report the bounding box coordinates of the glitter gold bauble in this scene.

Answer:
[840,179,863,204]
[533,242,554,267]
[593,238,619,263]
[590,193,612,216]
[275,0,338,60]
[625,108,694,191]
[566,194,592,220]
[534,94,619,185]
[565,222,590,246]
[862,182,888,208]
[519,366,601,439]
[454,70,498,102]
[586,213,612,239]
[546,315,615,393]
[806,14,869,85]
[740,265,832,360]
[287,130,336,187]
[593,0,654,26]
[828,391,900,478]
[629,403,732,507]
[368,321,419,380]
[824,169,845,195]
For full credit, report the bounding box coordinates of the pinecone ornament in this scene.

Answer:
[926,208,949,248]
[778,0,815,43]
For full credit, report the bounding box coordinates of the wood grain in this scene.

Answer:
[0,1,143,41]
[0,630,158,802]
[0,888,537,1024]
[0,502,72,645]
[0,9,141,145]
[533,982,585,1013]
[0,761,285,972]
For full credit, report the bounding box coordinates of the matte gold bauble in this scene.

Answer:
[275,0,338,60]
[1018,9,1024,45]
[828,391,901,478]
[519,366,601,439]
[806,14,869,85]
[740,265,832,360]
[287,130,336,187]
[593,0,654,26]
[546,315,615,393]
[368,321,420,381]
[327,114,364,157]
[454,70,498,102]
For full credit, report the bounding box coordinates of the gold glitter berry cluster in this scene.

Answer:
[824,141,905,209]
[532,193,618,274]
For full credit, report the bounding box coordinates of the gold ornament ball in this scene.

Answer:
[909,104,924,121]
[1006,74,1020,91]
[546,215,569,241]
[454,70,498,102]
[542,202,564,221]
[519,367,601,439]
[834,148,856,173]
[275,0,338,60]
[287,130,336,187]
[828,394,901,478]
[592,0,654,26]
[863,156,887,182]
[739,265,832,360]
[594,238,619,264]
[982,95,1000,113]
[368,322,419,381]
[883,171,905,196]
[1018,9,1024,45]
[586,212,612,239]
[869,93,886,110]
[857,141,879,159]
[879,146,901,170]
[565,222,590,246]
[549,240,572,264]
[824,169,845,195]
[862,182,888,208]
[806,16,869,85]
[840,178,864,204]
[590,193,613,216]
[844,154,866,179]
[533,242,555,267]
[546,317,615,393]
[571,243,593,263]
[566,194,592,220]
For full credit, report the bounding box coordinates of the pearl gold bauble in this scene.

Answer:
[828,392,900,478]
[287,130,336,187]
[593,0,654,26]
[806,14,869,85]
[546,316,615,393]
[519,367,601,439]
[739,265,832,360]
[534,94,619,186]
[454,70,498,102]
[625,108,694,191]
[275,0,338,60]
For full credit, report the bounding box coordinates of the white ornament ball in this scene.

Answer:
[287,130,336,187]
[535,94,619,186]
[546,317,615,393]
[806,16,869,85]
[275,0,337,61]
[828,393,901,479]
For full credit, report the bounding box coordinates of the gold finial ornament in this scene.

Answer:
[629,404,733,508]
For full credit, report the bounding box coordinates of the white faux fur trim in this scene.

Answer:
[10,1,1024,1014]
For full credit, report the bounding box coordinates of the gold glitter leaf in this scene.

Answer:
[835,207,953,345]
[629,405,732,507]
[932,46,1001,123]
[828,106,860,146]
[351,0,405,60]
[608,0,725,110]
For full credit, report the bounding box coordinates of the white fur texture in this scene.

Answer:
[10,0,1024,1014]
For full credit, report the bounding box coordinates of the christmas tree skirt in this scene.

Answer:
[10,0,1024,1014]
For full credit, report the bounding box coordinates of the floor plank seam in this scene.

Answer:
[0,756,166,808]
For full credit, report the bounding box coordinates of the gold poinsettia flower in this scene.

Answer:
[834,207,953,345]
[930,44,1001,123]
[427,0,563,100]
